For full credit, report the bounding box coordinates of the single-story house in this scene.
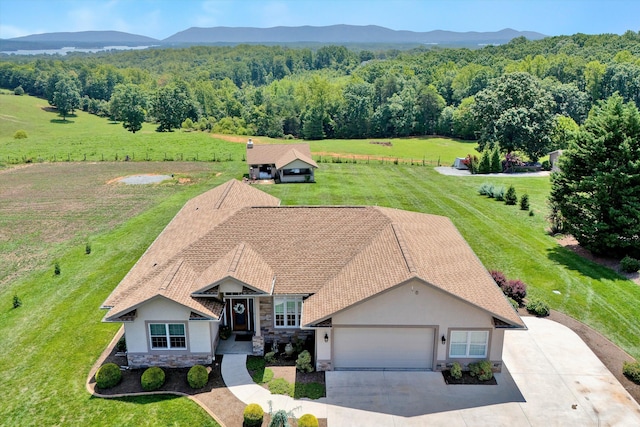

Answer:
[101,179,524,371]
[245,141,318,183]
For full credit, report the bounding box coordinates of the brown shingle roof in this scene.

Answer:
[102,180,523,328]
[246,144,318,168]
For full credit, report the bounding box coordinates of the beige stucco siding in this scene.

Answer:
[281,159,315,170]
[123,297,213,354]
[332,280,499,364]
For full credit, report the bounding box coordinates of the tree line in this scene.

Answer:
[1,31,640,160]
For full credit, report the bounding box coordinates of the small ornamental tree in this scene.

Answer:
[520,194,530,210]
[504,185,517,205]
[490,147,502,173]
[14,85,24,95]
[478,149,491,174]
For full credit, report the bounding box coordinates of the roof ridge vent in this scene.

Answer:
[214,181,234,209]
[391,224,417,274]
[159,259,184,291]
[228,243,246,273]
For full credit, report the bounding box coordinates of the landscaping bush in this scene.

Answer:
[541,160,551,171]
[187,364,209,389]
[85,242,91,254]
[478,182,494,196]
[95,363,122,389]
[243,403,264,427]
[13,129,27,139]
[490,148,502,173]
[508,297,519,311]
[54,262,60,275]
[14,85,24,95]
[520,193,530,210]
[623,361,640,384]
[298,413,319,427]
[492,186,505,201]
[264,351,276,363]
[141,366,165,391]
[450,362,462,380]
[503,279,527,304]
[13,294,22,308]
[504,185,517,205]
[529,209,535,216]
[620,256,640,273]
[526,298,550,317]
[296,350,314,373]
[468,360,493,381]
[478,150,491,174]
[268,377,294,396]
[490,270,508,289]
[115,335,127,352]
[269,409,291,427]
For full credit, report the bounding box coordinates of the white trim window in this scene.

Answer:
[449,330,489,358]
[149,323,186,349]
[274,297,302,328]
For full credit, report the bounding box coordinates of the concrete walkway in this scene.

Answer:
[221,317,640,426]
[434,166,551,177]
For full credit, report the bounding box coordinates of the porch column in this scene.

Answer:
[254,297,261,336]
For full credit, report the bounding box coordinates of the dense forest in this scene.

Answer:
[1,31,639,160]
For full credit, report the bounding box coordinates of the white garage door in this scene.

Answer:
[333,327,434,370]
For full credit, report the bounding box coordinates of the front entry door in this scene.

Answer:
[230,298,249,331]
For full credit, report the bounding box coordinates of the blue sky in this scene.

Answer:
[1,0,638,40]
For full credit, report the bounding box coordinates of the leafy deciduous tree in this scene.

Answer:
[109,83,148,133]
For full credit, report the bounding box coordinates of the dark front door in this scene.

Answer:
[230,298,249,331]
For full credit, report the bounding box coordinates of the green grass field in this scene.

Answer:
[1,93,639,425]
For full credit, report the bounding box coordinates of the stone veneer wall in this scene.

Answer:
[259,298,314,346]
[127,352,212,369]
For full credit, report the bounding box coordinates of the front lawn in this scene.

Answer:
[246,356,326,400]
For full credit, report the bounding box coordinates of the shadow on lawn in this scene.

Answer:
[546,245,624,282]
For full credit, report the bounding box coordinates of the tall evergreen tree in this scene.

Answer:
[549,94,640,257]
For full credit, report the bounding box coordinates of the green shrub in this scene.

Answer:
[450,362,462,380]
[623,361,640,384]
[478,150,491,174]
[13,294,22,308]
[13,129,27,139]
[620,256,640,273]
[526,298,550,317]
[85,242,91,254]
[141,366,165,391]
[14,85,24,95]
[478,182,494,196]
[264,351,276,363]
[520,193,530,210]
[492,186,505,200]
[115,335,127,352]
[541,160,551,171]
[269,409,291,427]
[490,148,502,173]
[508,297,519,311]
[468,360,493,381]
[529,209,535,216]
[268,377,294,396]
[504,185,517,205]
[293,382,325,400]
[95,363,122,389]
[298,413,319,427]
[187,364,209,389]
[252,367,274,384]
[243,403,264,427]
[54,262,60,275]
[296,350,314,373]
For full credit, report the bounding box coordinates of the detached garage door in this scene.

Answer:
[333,327,434,370]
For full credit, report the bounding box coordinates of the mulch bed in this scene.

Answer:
[442,370,497,385]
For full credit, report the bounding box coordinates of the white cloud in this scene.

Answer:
[0,24,32,39]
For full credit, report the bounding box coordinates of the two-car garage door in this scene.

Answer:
[333,327,435,370]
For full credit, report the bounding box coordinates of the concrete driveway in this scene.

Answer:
[325,317,640,426]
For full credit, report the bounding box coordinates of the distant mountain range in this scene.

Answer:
[0,25,546,52]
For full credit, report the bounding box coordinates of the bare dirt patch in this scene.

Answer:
[0,162,215,287]
[211,134,260,143]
